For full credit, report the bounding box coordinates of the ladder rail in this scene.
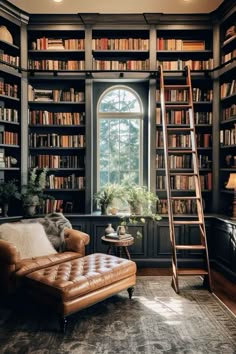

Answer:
[159,65,179,292]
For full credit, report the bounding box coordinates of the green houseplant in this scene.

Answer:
[94,183,125,215]
[20,167,49,216]
[0,179,20,216]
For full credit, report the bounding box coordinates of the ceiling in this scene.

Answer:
[7,0,224,14]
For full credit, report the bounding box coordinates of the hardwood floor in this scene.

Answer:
[137,268,236,315]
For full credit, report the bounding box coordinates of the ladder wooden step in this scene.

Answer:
[177,268,209,276]
[171,196,200,200]
[167,127,193,131]
[164,85,190,89]
[168,149,196,153]
[173,220,203,225]
[169,172,197,176]
[175,245,206,250]
[166,104,191,109]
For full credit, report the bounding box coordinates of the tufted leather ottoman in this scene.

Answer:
[23,253,137,331]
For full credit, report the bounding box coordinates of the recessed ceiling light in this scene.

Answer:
[53,0,63,3]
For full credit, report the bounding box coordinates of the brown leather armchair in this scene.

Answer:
[0,227,90,295]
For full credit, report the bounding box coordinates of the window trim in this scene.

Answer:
[96,85,144,189]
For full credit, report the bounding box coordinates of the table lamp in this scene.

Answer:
[225,173,236,220]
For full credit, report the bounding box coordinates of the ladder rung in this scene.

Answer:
[168,149,196,154]
[175,245,206,250]
[171,196,200,200]
[169,172,197,176]
[173,221,203,225]
[166,104,191,109]
[164,85,190,89]
[177,268,209,276]
[167,127,193,131]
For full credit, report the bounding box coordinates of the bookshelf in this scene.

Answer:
[0,5,27,216]
[92,29,150,71]
[155,26,213,215]
[218,7,236,216]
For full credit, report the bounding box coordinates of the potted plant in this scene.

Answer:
[20,167,49,216]
[0,179,20,217]
[94,183,125,215]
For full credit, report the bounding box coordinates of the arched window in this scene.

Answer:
[97,85,143,189]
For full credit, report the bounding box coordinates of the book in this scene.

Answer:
[105,233,133,240]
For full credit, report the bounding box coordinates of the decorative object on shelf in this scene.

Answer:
[104,223,115,235]
[0,179,20,217]
[117,225,126,236]
[225,173,236,220]
[0,25,13,44]
[94,183,125,215]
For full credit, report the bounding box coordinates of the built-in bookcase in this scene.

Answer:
[219,8,236,215]
[0,8,23,215]
[155,26,213,215]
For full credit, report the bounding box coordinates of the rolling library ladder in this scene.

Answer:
[159,64,212,294]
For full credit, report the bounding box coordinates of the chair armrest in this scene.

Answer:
[0,239,20,264]
[64,228,90,255]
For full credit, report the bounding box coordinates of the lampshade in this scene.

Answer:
[225,173,236,189]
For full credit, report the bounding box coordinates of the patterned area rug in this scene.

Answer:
[0,276,235,354]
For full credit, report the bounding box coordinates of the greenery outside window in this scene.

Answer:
[97,85,143,190]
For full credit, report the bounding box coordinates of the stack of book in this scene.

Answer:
[105,232,133,240]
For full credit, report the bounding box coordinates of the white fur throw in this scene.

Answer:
[0,222,57,259]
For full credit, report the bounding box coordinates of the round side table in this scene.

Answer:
[101,235,134,260]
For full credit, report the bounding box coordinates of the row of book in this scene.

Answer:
[224,154,236,168]
[32,38,85,50]
[0,108,18,123]
[158,59,213,71]
[156,88,213,102]
[157,199,206,215]
[220,81,236,98]
[0,53,19,67]
[29,111,85,126]
[40,199,64,214]
[0,131,18,145]
[156,131,212,148]
[156,38,206,51]
[46,174,85,190]
[221,104,236,121]
[92,59,150,70]
[29,133,85,148]
[28,59,85,71]
[222,50,236,64]
[29,155,85,169]
[0,81,18,98]
[156,153,212,169]
[220,127,236,146]
[0,154,18,168]
[28,86,85,103]
[92,38,149,51]
[156,108,212,125]
[156,173,212,190]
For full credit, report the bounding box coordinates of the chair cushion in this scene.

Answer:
[0,222,57,259]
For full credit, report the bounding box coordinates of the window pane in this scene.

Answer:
[98,87,142,190]
[99,88,141,113]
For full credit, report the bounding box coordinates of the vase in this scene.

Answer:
[3,203,9,217]
[117,225,126,236]
[105,223,115,235]
[101,204,109,215]
[0,25,13,44]
[24,204,36,217]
